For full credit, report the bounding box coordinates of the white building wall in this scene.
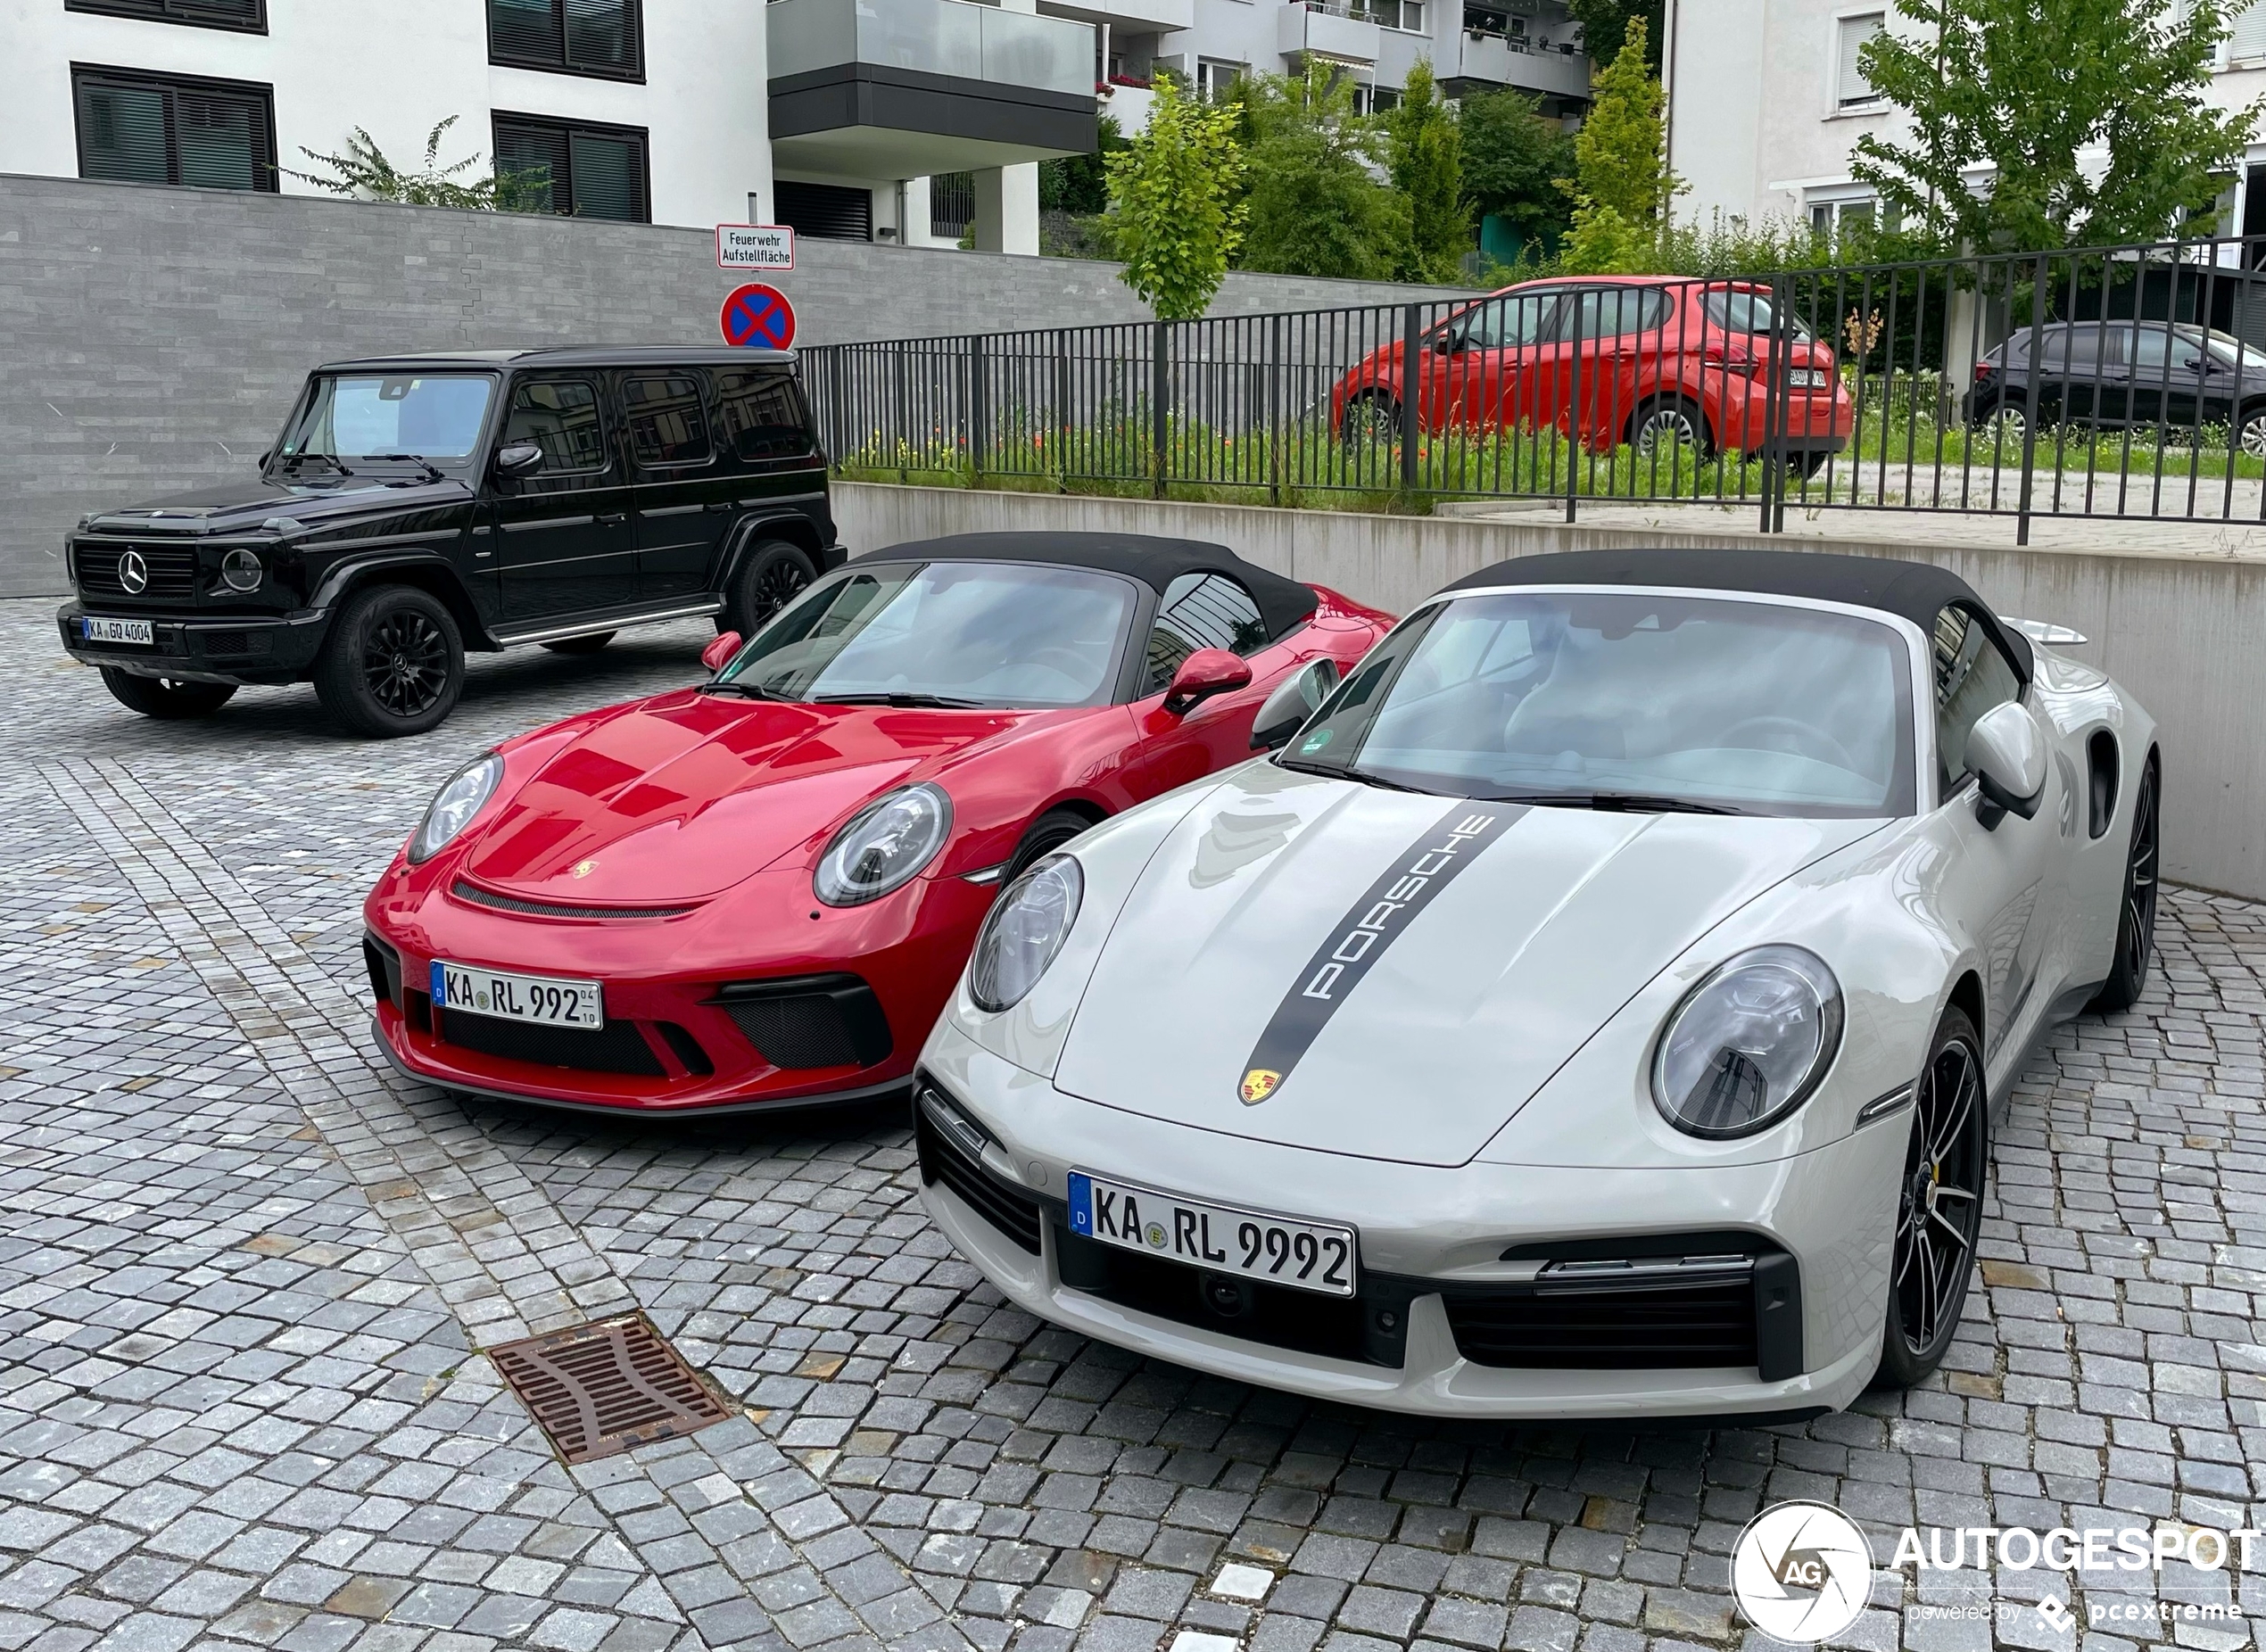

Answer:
[0,0,769,230]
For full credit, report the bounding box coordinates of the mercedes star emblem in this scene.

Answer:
[118,550,148,594]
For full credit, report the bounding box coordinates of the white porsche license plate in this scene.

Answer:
[1067,1171,1357,1297]
[82,616,154,646]
[431,961,602,1029]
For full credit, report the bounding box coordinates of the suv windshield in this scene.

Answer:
[1282,590,1915,817]
[715,560,1137,709]
[275,374,497,469]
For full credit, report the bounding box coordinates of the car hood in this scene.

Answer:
[460,690,1044,904]
[83,475,473,533]
[1053,767,1884,1167]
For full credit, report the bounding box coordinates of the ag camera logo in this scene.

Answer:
[1732,1500,1874,1643]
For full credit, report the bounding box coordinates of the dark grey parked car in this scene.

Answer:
[59,346,841,738]
[1962,320,2266,455]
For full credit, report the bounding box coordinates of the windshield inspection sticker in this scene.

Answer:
[1236,803,1521,1104]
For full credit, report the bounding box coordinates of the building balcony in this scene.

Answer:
[1277,0,1381,64]
[1450,27,1590,98]
[768,0,1098,178]
[1038,0,1195,39]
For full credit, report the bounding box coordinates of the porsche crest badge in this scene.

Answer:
[571,859,598,879]
[1240,1068,1281,1105]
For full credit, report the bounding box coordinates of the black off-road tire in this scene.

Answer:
[541,632,615,656]
[1873,1006,1988,1389]
[2086,755,2160,1014]
[99,668,236,720]
[312,583,465,739]
[720,541,817,636]
[1005,807,1098,883]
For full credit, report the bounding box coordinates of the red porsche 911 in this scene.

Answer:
[362,533,1394,1114]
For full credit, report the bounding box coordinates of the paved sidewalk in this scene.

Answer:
[1,598,2261,1652]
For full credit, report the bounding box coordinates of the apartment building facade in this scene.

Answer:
[1664,0,2266,245]
[0,0,1097,252]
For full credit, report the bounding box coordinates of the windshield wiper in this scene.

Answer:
[368,454,447,483]
[698,679,784,701]
[280,452,352,477]
[1275,758,1445,795]
[1476,789,1748,815]
[812,691,988,709]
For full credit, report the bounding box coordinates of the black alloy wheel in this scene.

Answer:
[312,583,465,739]
[1875,1009,1987,1386]
[722,541,817,636]
[2088,757,2160,1013]
[98,668,237,720]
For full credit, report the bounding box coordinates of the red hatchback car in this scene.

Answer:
[363,533,1393,1115]
[1334,276,1854,475]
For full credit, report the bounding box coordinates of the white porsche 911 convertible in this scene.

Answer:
[912,549,2160,1422]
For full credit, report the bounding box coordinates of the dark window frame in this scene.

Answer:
[487,0,645,83]
[491,111,652,223]
[65,0,266,33]
[501,375,616,478]
[621,373,717,471]
[71,62,278,193]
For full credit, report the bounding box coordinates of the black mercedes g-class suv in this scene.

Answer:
[59,346,841,737]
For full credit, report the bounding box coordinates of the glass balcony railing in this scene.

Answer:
[769,0,1095,99]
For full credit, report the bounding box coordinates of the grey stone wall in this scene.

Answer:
[0,172,1474,595]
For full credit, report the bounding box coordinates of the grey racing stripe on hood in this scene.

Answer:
[1236,803,1526,1105]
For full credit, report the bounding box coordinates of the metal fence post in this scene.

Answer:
[2016,252,2046,546]
[1566,297,1584,525]
[1760,273,1790,533]
[1153,319,1170,500]
[1399,303,1421,498]
[1269,312,1285,508]
[969,335,988,486]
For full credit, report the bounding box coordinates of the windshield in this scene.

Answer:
[276,374,497,467]
[1282,590,1915,817]
[716,560,1137,709]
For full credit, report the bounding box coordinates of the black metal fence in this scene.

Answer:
[798,233,2266,542]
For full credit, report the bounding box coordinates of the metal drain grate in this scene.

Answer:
[488,1315,733,1464]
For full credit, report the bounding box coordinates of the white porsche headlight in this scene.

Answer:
[408,752,502,863]
[1652,946,1843,1138]
[815,784,952,906]
[967,854,1082,1012]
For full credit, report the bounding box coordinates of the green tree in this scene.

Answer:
[1558,21,1680,273]
[286,116,542,211]
[1459,86,1576,251]
[1103,77,1249,319]
[1236,62,1413,281]
[1385,61,1469,282]
[1563,0,1661,70]
[1848,0,2259,252]
[1041,113,1128,215]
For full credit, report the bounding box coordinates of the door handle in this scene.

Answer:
[703,500,735,513]
[596,511,628,525]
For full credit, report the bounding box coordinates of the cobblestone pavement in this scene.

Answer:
[2,596,2262,1652]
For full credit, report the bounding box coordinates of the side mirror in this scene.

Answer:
[700,632,742,672]
[1966,700,2047,829]
[1162,648,1253,716]
[493,441,546,479]
[1250,658,1340,751]
[258,450,274,469]
[1429,330,1459,355]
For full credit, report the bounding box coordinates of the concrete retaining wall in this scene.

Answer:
[832,482,2266,903]
[0,172,1473,594]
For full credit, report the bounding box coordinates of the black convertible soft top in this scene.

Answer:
[853,532,1320,641]
[1443,548,2030,681]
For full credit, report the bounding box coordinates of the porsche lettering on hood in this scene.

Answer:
[1053,770,1886,1167]
[1239,804,1523,1105]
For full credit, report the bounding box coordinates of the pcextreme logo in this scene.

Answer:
[1731,1501,1874,1643]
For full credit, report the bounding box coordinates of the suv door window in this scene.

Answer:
[1931,604,2023,796]
[714,368,815,463]
[1143,573,1269,694]
[492,376,635,619]
[623,375,714,467]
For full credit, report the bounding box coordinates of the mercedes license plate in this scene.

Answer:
[432,961,602,1029]
[1067,1171,1357,1296]
[82,616,154,646]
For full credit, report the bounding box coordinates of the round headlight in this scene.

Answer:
[408,752,503,864]
[815,784,952,907]
[221,548,263,592]
[968,854,1083,1012]
[1651,946,1843,1138]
